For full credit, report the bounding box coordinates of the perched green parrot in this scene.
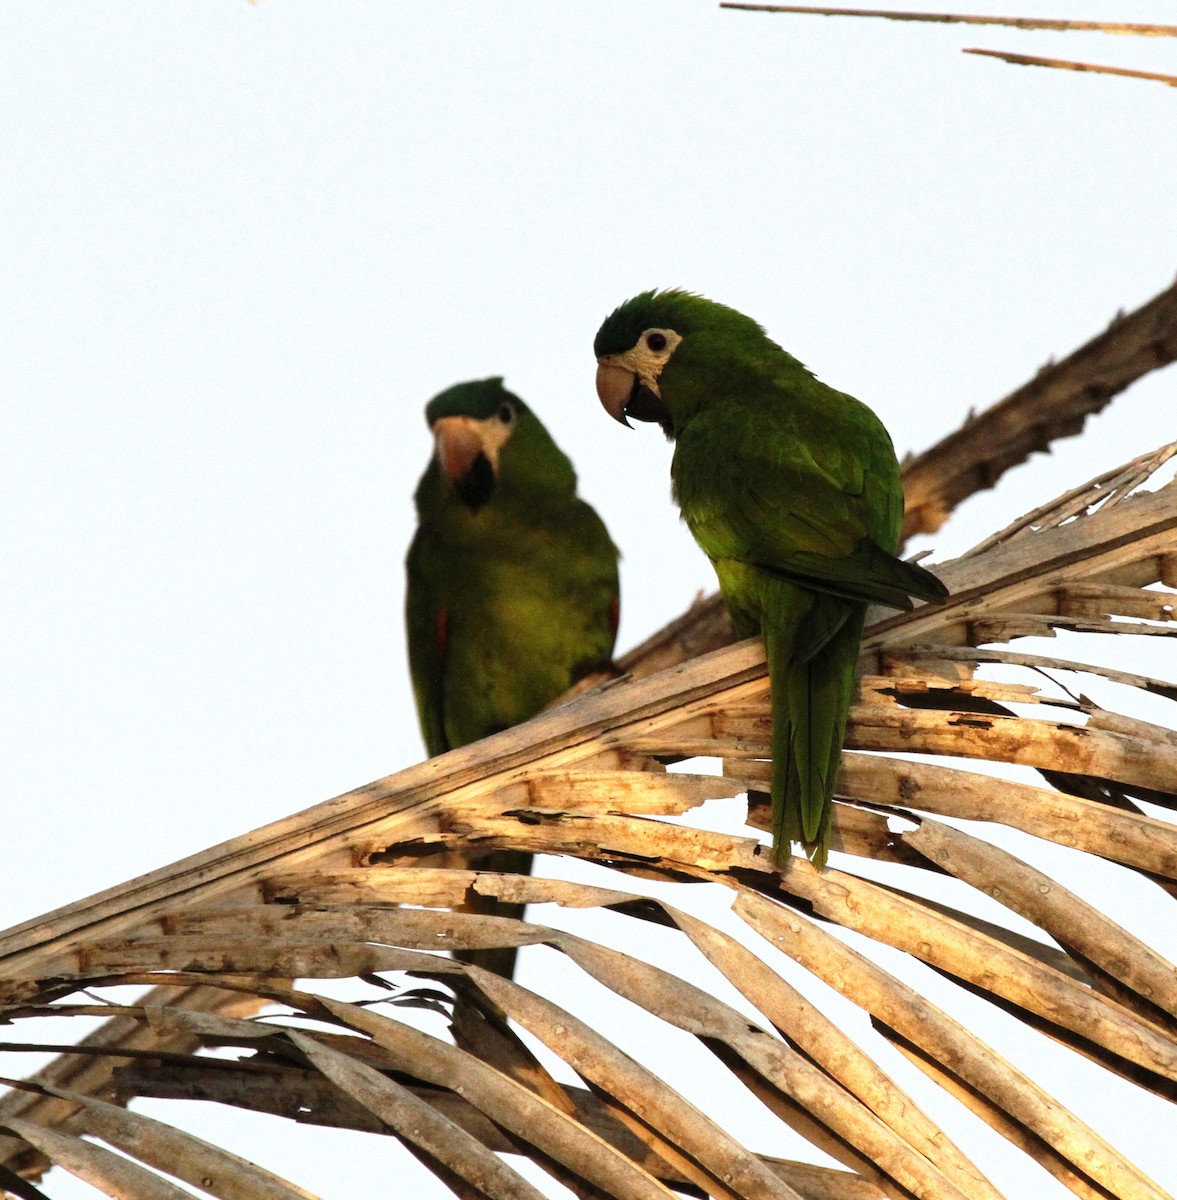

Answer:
[406,377,620,972]
[593,291,946,867]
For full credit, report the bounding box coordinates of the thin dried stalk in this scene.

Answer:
[963,48,1177,88]
[965,612,1177,643]
[881,643,1177,704]
[720,5,1177,37]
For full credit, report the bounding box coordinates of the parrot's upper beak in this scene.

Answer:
[595,359,637,428]
[432,416,485,486]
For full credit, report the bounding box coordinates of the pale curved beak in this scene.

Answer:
[432,416,484,485]
[595,360,636,427]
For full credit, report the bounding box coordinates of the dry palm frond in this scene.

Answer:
[2,269,1176,1195]
[0,425,1176,1198]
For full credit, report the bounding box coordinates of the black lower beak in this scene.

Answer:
[624,383,668,426]
[455,452,496,510]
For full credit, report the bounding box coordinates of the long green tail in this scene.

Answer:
[765,595,866,869]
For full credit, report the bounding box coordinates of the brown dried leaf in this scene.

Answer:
[315,998,683,1200]
[876,1028,1119,1200]
[1,1116,195,1200]
[735,892,1171,1200]
[23,1085,318,1200]
[535,932,978,1200]
[288,1031,546,1200]
[770,859,1177,1084]
[446,970,809,1200]
[666,911,1002,1200]
[836,753,1177,878]
[903,820,1177,1023]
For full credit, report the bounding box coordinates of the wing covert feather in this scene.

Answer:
[673,391,943,607]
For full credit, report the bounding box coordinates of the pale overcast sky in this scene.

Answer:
[2,3,1175,1197]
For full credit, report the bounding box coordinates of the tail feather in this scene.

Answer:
[452,848,533,980]
[766,598,866,869]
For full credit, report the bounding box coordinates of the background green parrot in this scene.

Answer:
[406,377,620,974]
[593,291,947,868]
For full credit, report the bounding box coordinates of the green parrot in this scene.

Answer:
[406,377,620,972]
[593,291,946,868]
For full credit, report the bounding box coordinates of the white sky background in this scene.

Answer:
[1,2,1176,1197]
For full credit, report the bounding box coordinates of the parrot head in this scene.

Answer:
[593,289,773,436]
[423,377,527,510]
[421,377,575,513]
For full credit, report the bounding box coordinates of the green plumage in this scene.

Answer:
[406,377,619,980]
[594,292,946,867]
[406,378,620,755]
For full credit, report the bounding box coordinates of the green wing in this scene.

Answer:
[404,526,451,757]
[674,386,946,611]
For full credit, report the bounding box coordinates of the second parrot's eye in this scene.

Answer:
[498,403,514,424]
[646,332,668,352]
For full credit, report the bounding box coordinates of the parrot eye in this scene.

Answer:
[498,403,514,424]
[645,332,668,352]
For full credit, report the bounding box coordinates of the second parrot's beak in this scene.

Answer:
[432,416,484,485]
[432,415,497,509]
[595,360,637,428]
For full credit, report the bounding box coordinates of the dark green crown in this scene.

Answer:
[593,289,767,357]
[424,377,529,426]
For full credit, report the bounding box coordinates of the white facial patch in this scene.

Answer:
[475,409,515,471]
[621,327,683,395]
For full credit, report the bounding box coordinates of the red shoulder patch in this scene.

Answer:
[609,593,620,641]
[434,608,450,658]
